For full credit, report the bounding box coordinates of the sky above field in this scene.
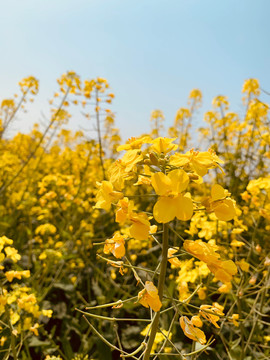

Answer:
[0,0,269,141]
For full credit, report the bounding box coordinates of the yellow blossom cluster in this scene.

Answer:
[0,236,53,348]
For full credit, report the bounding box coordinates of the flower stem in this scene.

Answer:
[143,223,169,360]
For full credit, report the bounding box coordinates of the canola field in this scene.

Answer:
[0,73,269,360]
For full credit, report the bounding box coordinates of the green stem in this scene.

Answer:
[143,223,169,360]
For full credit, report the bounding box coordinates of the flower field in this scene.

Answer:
[0,73,269,360]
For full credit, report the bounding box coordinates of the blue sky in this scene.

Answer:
[0,0,269,141]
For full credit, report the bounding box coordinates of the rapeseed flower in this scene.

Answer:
[180,316,206,344]
[138,281,162,312]
[151,169,193,223]
[103,232,126,259]
[199,304,224,328]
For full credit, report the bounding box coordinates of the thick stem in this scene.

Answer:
[143,223,169,360]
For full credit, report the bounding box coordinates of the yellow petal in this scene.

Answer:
[236,259,250,272]
[175,195,193,221]
[129,224,148,240]
[214,268,234,283]
[168,169,189,193]
[180,316,206,344]
[153,197,178,223]
[168,248,182,267]
[214,199,236,221]
[211,184,226,201]
[191,315,203,328]
[129,213,150,240]
[150,137,178,154]
[222,260,238,275]
[112,241,126,258]
[138,282,162,312]
[194,152,215,166]
[169,153,190,167]
[147,293,162,312]
[151,172,172,196]
[145,281,159,297]
[138,289,149,308]
[192,161,208,177]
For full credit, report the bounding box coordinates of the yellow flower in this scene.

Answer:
[168,248,182,268]
[208,259,238,283]
[35,223,57,236]
[150,137,178,154]
[184,240,237,282]
[129,212,150,240]
[0,236,13,246]
[10,310,20,325]
[42,309,53,318]
[115,197,134,223]
[0,336,7,347]
[95,181,123,211]
[19,76,39,95]
[230,240,245,248]
[199,304,224,328]
[212,95,229,111]
[191,315,203,328]
[236,259,250,272]
[230,314,239,327]
[30,323,39,336]
[138,281,162,312]
[108,150,143,190]
[242,78,260,98]
[4,246,21,262]
[203,184,236,221]
[104,232,126,259]
[117,136,151,151]
[189,89,202,106]
[120,149,144,172]
[5,270,30,282]
[179,316,206,344]
[0,294,7,311]
[218,282,232,293]
[170,149,224,177]
[115,198,151,240]
[198,286,207,300]
[184,240,219,264]
[152,169,193,223]
[174,108,191,125]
